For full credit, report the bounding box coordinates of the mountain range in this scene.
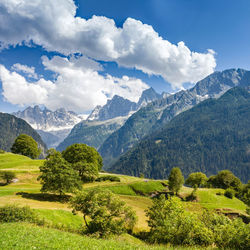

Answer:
[7,68,250,182]
[13,106,84,148]
[109,87,250,182]
[99,68,250,167]
[56,87,162,151]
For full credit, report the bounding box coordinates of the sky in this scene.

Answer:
[0,0,249,114]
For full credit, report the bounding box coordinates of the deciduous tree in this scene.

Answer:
[168,167,184,194]
[185,172,208,187]
[38,149,82,196]
[62,143,102,182]
[11,134,40,159]
[70,189,137,236]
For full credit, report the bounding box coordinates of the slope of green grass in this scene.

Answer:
[0,223,210,250]
[92,181,166,196]
[197,188,247,213]
[0,153,43,171]
[35,209,84,232]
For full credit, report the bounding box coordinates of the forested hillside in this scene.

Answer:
[0,112,47,153]
[100,69,250,167]
[110,87,250,182]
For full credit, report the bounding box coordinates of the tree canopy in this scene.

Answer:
[70,189,137,236]
[38,149,82,196]
[11,134,40,159]
[208,170,242,191]
[185,172,208,187]
[62,143,103,182]
[168,167,184,194]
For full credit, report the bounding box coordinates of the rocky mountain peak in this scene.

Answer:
[87,88,162,122]
[13,106,83,131]
[137,87,162,108]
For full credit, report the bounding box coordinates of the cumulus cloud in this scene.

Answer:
[0,0,216,89]
[11,63,38,79]
[0,55,148,112]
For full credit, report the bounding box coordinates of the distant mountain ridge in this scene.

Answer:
[109,87,250,182]
[13,106,82,131]
[0,112,47,155]
[99,68,250,167]
[13,106,84,148]
[57,88,162,151]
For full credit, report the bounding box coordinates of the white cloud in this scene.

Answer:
[0,56,148,112]
[0,0,216,89]
[11,63,38,79]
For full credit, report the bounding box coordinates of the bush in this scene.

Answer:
[95,175,120,182]
[146,195,213,246]
[0,204,38,223]
[201,210,250,249]
[214,218,250,250]
[0,171,16,184]
[0,149,5,154]
[224,188,235,199]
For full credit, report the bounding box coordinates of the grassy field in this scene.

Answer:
[0,223,213,250]
[0,152,248,248]
[0,153,43,172]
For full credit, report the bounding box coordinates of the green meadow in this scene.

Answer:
[0,152,248,249]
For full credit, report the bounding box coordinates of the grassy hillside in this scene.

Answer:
[0,223,171,250]
[0,153,43,171]
[0,152,248,249]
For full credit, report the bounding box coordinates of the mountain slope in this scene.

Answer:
[0,112,47,154]
[57,88,161,151]
[56,116,127,151]
[99,69,250,167]
[109,87,250,182]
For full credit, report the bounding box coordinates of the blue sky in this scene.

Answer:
[0,0,249,113]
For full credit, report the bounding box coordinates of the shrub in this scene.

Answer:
[95,175,120,182]
[146,195,213,246]
[0,149,5,154]
[201,210,250,249]
[224,188,235,199]
[214,218,250,250]
[0,204,38,223]
[0,171,16,184]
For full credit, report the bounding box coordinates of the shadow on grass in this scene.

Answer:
[0,182,8,186]
[16,192,71,203]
